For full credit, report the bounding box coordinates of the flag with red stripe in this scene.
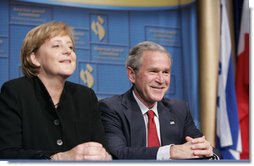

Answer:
[235,0,249,160]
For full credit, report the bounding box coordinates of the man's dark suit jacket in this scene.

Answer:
[99,89,219,159]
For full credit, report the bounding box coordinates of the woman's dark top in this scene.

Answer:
[0,76,106,159]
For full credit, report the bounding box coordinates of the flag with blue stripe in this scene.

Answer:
[216,0,242,160]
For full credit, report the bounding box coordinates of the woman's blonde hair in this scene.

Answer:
[21,21,75,77]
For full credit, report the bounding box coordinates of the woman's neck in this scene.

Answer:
[37,75,65,105]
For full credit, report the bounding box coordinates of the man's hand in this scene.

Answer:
[170,136,213,159]
[185,136,213,157]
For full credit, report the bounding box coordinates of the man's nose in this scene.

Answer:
[156,72,164,82]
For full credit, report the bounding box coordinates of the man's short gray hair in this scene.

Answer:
[126,41,172,72]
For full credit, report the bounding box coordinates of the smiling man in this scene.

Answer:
[99,41,221,160]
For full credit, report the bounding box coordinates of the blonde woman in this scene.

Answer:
[0,21,111,160]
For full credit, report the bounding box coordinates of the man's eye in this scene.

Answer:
[149,71,157,74]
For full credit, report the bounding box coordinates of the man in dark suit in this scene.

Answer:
[99,41,220,160]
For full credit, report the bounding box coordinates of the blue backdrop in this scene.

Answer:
[0,0,200,127]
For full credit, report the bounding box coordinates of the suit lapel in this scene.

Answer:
[158,100,176,145]
[122,90,146,147]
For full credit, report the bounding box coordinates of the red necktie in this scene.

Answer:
[147,110,160,147]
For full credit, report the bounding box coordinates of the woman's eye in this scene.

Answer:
[52,45,59,48]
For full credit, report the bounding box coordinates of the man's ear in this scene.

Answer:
[30,52,40,67]
[127,66,136,84]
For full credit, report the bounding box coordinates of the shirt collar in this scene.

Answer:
[132,90,158,117]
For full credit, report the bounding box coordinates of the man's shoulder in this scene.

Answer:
[99,93,123,104]
[98,90,134,112]
[100,89,132,102]
[160,98,190,115]
[161,97,187,107]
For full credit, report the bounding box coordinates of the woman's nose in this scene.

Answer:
[63,46,71,55]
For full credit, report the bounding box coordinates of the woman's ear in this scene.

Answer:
[30,52,40,67]
[127,66,136,84]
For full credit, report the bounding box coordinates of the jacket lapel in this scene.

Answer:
[158,100,177,145]
[122,90,146,147]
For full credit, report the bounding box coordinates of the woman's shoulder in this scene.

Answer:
[1,76,32,89]
[65,81,95,94]
[65,82,98,102]
[0,77,34,98]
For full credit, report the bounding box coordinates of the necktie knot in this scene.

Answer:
[147,110,155,119]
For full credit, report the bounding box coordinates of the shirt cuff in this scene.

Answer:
[156,144,174,160]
